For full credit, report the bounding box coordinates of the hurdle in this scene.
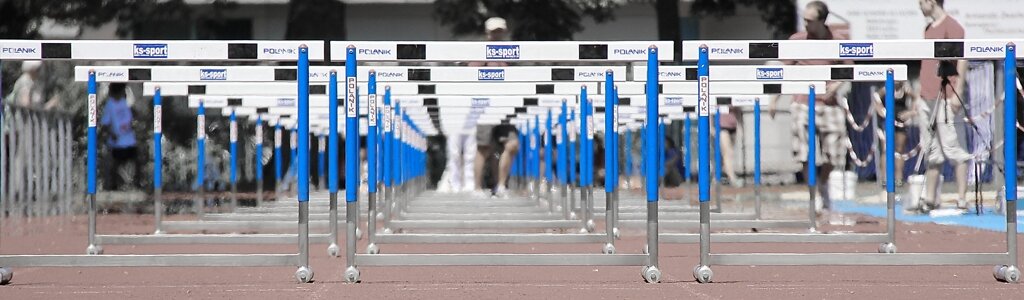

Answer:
[333,41,671,283]
[356,78,724,253]
[606,64,914,243]
[66,69,354,257]
[585,83,826,230]
[0,40,329,284]
[346,68,625,242]
[178,95,376,246]
[371,96,597,233]
[185,64,630,241]
[684,39,1021,283]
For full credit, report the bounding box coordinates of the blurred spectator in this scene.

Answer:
[100,83,139,190]
[439,16,520,198]
[915,0,970,211]
[769,0,850,215]
[714,109,742,187]
[4,61,43,108]
[875,82,915,187]
[663,137,684,187]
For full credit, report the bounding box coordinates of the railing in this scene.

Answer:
[1,105,77,219]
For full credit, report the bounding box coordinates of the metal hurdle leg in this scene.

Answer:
[256,179,263,210]
[612,189,620,239]
[570,184,578,219]
[86,193,103,255]
[84,73,103,256]
[806,83,819,233]
[295,200,313,282]
[230,183,237,212]
[328,192,341,256]
[640,46,662,283]
[808,185,817,232]
[995,46,1021,283]
[154,187,164,235]
[603,70,617,253]
[547,180,554,213]
[196,104,207,218]
[153,88,165,234]
[691,46,715,283]
[365,71,380,255]
[587,186,595,232]
[603,190,615,254]
[293,45,314,283]
[383,185,393,234]
[325,70,342,257]
[578,161,589,233]
[561,183,569,220]
[996,200,1021,282]
[342,47,363,283]
[228,108,239,213]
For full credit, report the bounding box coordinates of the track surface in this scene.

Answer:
[2,206,1023,299]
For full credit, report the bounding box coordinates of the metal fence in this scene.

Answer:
[1,105,77,219]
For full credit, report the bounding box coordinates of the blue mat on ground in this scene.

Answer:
[832,201,1024,232]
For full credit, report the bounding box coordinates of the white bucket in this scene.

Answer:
[904,174,943,211]
[828,170,857,201]
[904,175,925,210]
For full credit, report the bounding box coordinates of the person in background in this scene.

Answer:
[663,137,684,188]
[5,61,44,108]
[714,108,743,187]
[875,81,915,188]
[915,0,971,212]
[768,0,850,217]
[100,83,138,191]
[437,16,520,197]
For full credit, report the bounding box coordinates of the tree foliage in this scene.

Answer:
[434,0,619,41]
[0,0,236,39]
[285,0,346,40]
[690,0,797,37]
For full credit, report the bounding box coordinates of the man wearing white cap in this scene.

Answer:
[438,17,519,198]
[484,17,508,42]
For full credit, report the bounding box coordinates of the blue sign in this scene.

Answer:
[477,69,505,81]
[485,45,520,60]
[839,43,874,58]
[200,69,227,81]
[755,67,784,80]
[133,44,169,58]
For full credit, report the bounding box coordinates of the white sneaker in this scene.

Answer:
[495,186,510,199]
[956,198,969,210]
[471,190,492,199]
[437,181,452,193]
